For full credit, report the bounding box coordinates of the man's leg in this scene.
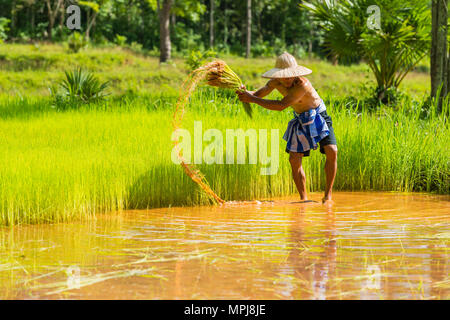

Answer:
[322,145,338,203]
[289,152,307,200]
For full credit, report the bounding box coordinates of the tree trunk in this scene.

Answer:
[308,28,314,56]
[210,0,214,48]
[45,0,63,40]
[31,3,35,33]
[59,2,65,28]
[85,11,99,41]
[431,0,449,109]
[246,0,251,58]
[224,2,228,47]
[159,0,173,63]
[11,0,16,35]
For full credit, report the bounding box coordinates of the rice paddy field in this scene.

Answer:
[0,44,448,226]
[0,43,449,300]
[0,192,448,300]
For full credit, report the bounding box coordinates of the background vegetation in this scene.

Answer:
[0,0,320,58]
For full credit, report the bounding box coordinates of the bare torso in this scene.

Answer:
[272,77,322,113]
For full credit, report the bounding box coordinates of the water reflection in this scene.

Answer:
[278,206,338,299]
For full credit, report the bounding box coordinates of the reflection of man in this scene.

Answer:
[278,206,337,299]
[237,52,337,204]
[310,208,337,299]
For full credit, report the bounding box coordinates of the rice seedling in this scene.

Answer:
[204,60,253,118]
[172,59,252,204]
[31,267,163,296]
[0,92,448,225]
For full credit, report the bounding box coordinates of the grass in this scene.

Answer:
[0,43,430,98]
[0,43,447,225]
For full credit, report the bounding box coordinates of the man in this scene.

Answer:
[236,52,337,204]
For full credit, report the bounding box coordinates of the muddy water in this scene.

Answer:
[0,192,449,300]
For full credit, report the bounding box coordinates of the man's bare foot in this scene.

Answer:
[322,195,334,205]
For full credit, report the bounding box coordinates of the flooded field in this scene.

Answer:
[0,192,448,300]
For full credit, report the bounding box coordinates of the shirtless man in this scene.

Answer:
[236,52,337,204]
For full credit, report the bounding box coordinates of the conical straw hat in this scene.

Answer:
[262,52,312,78]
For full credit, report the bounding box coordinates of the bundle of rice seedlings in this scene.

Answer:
[204,60,252,118]
[172,59,251,204]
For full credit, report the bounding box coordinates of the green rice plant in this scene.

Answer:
[0,91,448,225]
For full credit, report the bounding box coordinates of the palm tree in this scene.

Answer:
[301,0,431,102]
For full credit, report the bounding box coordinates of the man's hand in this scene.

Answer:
[235,90,255,103]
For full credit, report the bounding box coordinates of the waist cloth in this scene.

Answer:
[282,100,330,154]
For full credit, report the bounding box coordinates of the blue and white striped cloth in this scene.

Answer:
[283,100,330,153]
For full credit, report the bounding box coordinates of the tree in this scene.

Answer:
[431,0,449,109]
[246,0,251,58]
[158,0,174,62]
[210,0,214,48]
[302,0,431,102]
[79,1,101,40]
[0,18,10,43]
[44,0,64,40]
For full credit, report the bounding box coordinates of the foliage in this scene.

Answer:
[68,32,87,53]
[79,1,101,12]
[186,48,217,70]
[114,34,127,46]
[50,67,109,109]
[251,41,275,57]
[0,0,324,58]
[128,41,144,54]
[301,0,431,102]
[0,17,10,43]
[0,43,430,99]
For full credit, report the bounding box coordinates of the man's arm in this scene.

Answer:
[249,79,277,98]
[236,80,305,111]
[251,92,301,111]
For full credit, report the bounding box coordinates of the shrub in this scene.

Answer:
[129,41,143,54]
[0,18,10,43]
[114,34,127,46]
[251,41,275,57]
[186,49,217,70]
[50,68,109,109]
[68,32,87,53]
